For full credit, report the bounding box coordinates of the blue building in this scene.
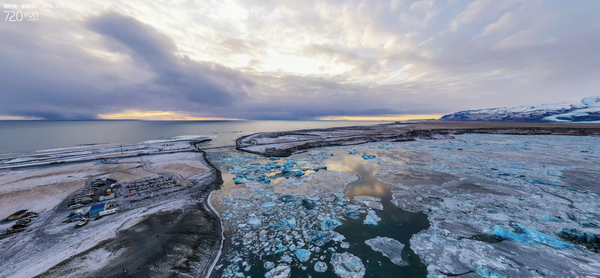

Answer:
[89,203,106,217]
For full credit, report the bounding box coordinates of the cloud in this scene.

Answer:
[0,1,599,120]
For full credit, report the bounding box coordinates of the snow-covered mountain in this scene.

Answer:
[440,96,600,123]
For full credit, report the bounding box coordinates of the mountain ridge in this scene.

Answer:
[440,96,600,123]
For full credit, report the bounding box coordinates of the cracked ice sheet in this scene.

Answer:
[361,134,600,277]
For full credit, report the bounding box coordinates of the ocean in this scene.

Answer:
[0,120,388,154]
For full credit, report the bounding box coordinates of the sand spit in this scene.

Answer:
[236,121,600,156]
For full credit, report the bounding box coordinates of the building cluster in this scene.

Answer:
[120,175,179,203]
[65,178,120,227]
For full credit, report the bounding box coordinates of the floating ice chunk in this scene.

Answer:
[321,218,343,230]
[330,153,334,156]
[249,218,262,226]
[313,166,327,171]
[303,230,346,246]
[475,266,505,278]
[362,154,376,160]
[331,252,365,278]
[294,170,305,176]
[340,242,350,249]
[234,178,246,184]
[365,237,408,267]
[264,261,275,270]
[279,195,297,202]
[302,199,316,210]
[314,261,328,272]
[287,218,297,228]
[334,193,345,198]
[363,210,381,225]
[529,178,560,186]
[280,255,293,263]
[555,228,598,245]
[353,196,383,210]
[490,224,573,249]
[536,215,559,222]
[281,166,290,173]
[295,249,311,262]
[262,202,277,208]
[264,265,291,278]
[243,231,255,245]
[346,211,360,220]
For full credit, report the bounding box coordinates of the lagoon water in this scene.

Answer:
[0,120,386,155]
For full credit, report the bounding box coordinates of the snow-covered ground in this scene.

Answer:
[440,95,600,123]
[0,141,219,278]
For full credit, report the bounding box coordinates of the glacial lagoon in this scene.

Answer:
[208,133,600,277]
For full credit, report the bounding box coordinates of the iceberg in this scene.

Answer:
[363,209,381,225]
[294,249,311,262]
[362,154,376,160]
[346,210,360,220]
[248,218,262,226]
[264,261,275,270]
[490,224,573,249]
[264,265,291,278]
[314,261,328,272]
[303,230,346,246]
[321,218,343,230]
[262,202,277,208]
[555,228,598,246]
[365,237,408,266]
[301,199,316,210]
[353,196,383,210]
[331,252,365,278]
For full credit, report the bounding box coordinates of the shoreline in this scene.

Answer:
[236,121,600,157]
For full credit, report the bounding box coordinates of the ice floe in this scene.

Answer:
[365,237,408,266]
[331,252,365,278]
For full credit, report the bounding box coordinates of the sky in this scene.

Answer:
[0,0,599,120]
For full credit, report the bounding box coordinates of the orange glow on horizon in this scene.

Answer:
[0,115,45,120]
[97,110,245,121]
[318,114,444,121]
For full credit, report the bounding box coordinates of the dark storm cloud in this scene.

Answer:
[87,12,251,107]
[0,11,251,119]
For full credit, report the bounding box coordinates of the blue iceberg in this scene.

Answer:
[294,249,311,262]
[490,223,573,249]
[321,218,343,230]
[364,210,381,225]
